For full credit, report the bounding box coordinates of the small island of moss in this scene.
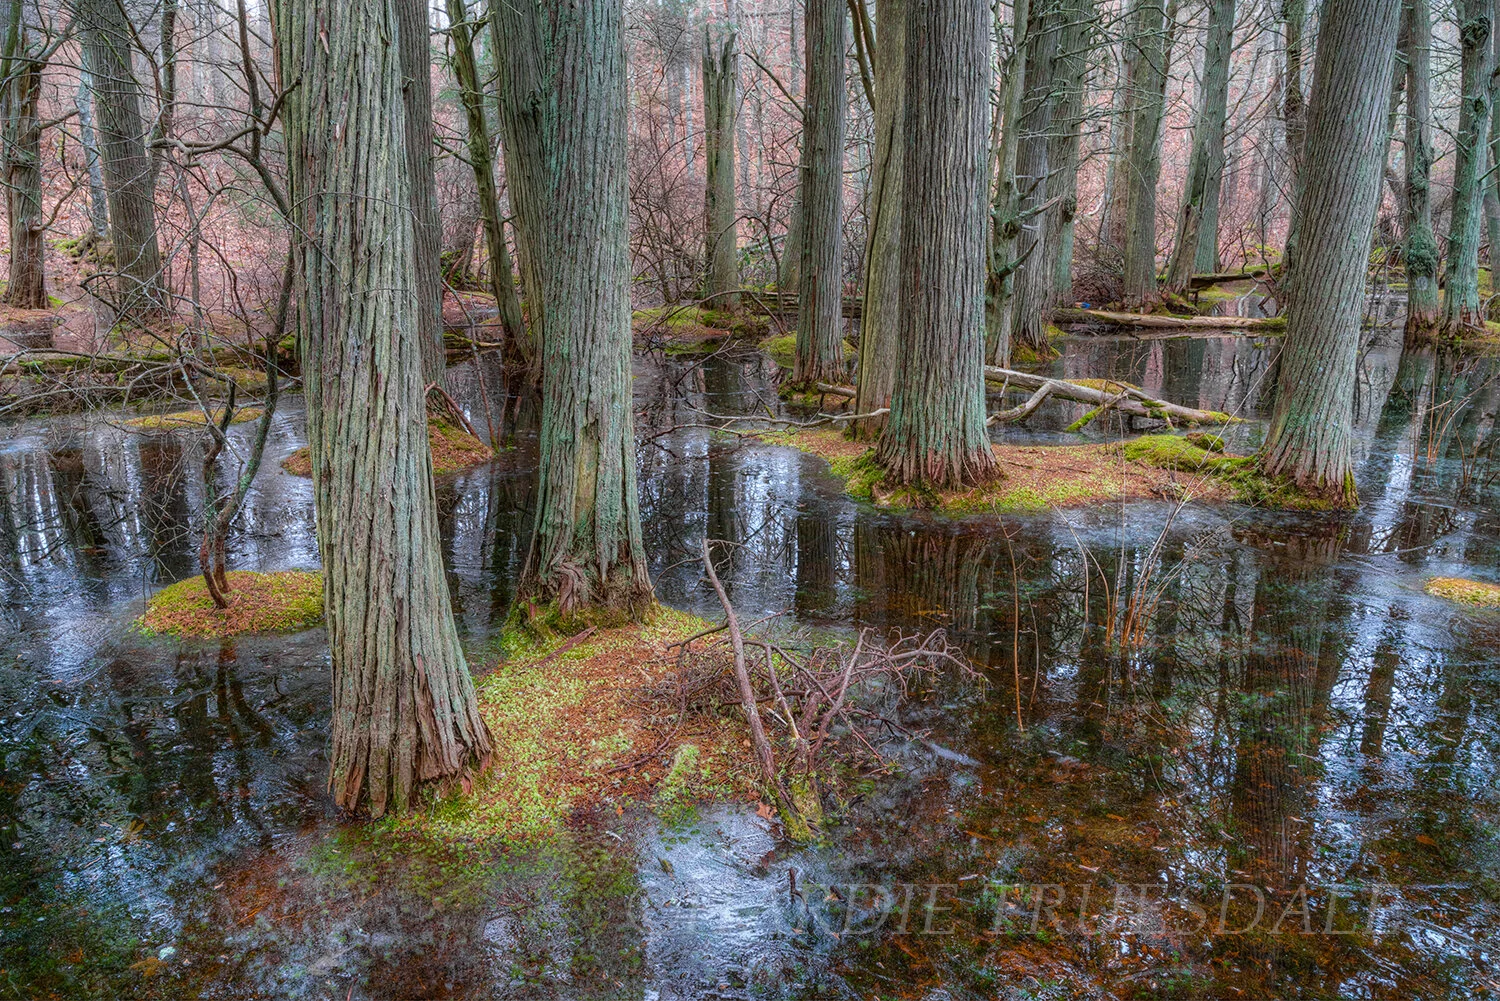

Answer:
[281,417,494,478]
[137,570,324,638]
[1425,576,1500,608]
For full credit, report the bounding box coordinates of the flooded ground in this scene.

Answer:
[2,328,1498,999]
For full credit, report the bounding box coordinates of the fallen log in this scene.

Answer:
[1052,307,1283,332]
[984,365,1241,427]
[1188,269,1269,290]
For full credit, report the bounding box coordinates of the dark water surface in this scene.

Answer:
[2,330,1498,999]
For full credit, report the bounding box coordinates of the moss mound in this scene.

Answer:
[394,607,755,845]
[757,333,857,371]
[756,430,1334,513]
[136,570,323,638]
[124,406,264,431]
[281,417,493,479]
[1426,577,1500,608]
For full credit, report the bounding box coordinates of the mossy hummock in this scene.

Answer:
[281,417,493,478]
[1425,577,1500,608]
[123,406,264,431]
[136,570,323,638]
[392,608,758,845]
[758,429,1327,512]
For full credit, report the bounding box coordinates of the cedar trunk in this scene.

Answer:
[445,0,527,351]
[793,0,846,385]
[984,0,1029,365]
[1119,0,1176,308]
[2,8,45,310]
[1044,0,1094,306]
[1166,0,1233,291]
[1261,0,1400,506]
[396,0,449,387]
[496,0,654,617]
[277,0,494,817]
[875,0,998,490]
[853,0,905,437]
[1403,0,1440,342]
[79,0,164,313]
[1439,0,1496,335]
[1009,3,1060,357]
[702,26,740,306]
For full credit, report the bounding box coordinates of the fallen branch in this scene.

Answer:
[984,365,1240,427]
[1052,307,1282,331]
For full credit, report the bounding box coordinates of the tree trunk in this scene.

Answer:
[875,0,997,490]
[1044,0,1094,306]
[445,0,527,350]
[495,0,654,618]
[793,0,847,385]
[1261,0,1400,507]
[489,0,551,370]
[276,0,494,817]
[395,0,447,386]
[1441,0,1498,334]
[702,25,740,306]
[76,48,110,245]
[1282,0,1306,191]
[1119,0,1177,308]
[1009,2,1060,357]
[2,5,46,309]
[984,0,1029,366]
[853,0,905,438]
[79,0,164,314]
[1166,0,1234,293]
[1403,0,1440,341]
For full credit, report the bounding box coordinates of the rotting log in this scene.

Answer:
[983,365,1241,426]
[1053,307,1283,331]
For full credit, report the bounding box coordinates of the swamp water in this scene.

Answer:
[1,330,1497,999]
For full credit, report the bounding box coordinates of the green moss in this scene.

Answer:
[135,570,323,638]
[759,333,796,368]
[654,743,706,827]
[1120,434,1331,508]
[397,606,734,847]
[1425,576,1500,608]
[123,406,264,431]
[756,333,856,370]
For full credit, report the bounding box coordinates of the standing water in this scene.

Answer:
[2,328,1497,998]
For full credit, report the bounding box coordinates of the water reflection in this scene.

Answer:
[0,334,1497,998]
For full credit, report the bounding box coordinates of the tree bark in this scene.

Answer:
[702,25,740,306]
[79,0,164,314]
[853,0,905,438]
[277,0,494,817]
[445,0,527,351]
[1119,0,1177,308]
[395,0,447,386]
[2,2,46,309]
[1166,0,1234,293]
[1261,0,1400,507]
[875,0,997,490]
[984,0,1029,365]
[489,0,551,369]
[1009,2,1060,357]
[495,0,654,617]
[1440,0,1497,334]
[1044,0,1094,306]
[793,0,846,385]
[1403,0,1440,341]
[1281,0,1307,201]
